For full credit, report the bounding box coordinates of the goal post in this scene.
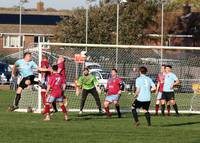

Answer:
[14,42,200,114]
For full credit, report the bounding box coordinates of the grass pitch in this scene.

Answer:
[0,89,200,143]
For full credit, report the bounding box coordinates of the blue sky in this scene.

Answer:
[0,0,99,10]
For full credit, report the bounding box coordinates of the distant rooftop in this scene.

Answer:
[0,8,71,16]
[0,14,66,25]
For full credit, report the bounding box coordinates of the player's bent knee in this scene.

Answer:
[25,80,31,85]
[131,103,136,110]
[114,101,119,105]
[104,102,109,107]
[16,87,23,94]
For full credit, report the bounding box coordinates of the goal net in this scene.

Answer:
[14,42,200,114]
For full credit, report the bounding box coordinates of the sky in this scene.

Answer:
[0,0,99,10]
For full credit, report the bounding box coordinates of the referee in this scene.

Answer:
[76,67,102,114]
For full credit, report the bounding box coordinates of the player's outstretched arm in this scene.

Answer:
[155,82,160,94]
[37,67,52,72]
[11,64,17,78]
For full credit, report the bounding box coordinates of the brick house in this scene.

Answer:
[0,2,69,55]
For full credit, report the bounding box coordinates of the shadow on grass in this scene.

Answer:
[72,113,128,121]
[161,121,200,127]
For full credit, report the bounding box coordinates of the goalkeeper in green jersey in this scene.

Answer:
[76,67,103,114]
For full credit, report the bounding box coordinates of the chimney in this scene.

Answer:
[37,1,44,11]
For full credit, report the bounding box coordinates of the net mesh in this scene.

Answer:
[15,43,200,113]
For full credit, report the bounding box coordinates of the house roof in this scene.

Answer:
[0,14,67,25]
[0,24,57,35]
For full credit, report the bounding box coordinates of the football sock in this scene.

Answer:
[155,104,159,114]
[14,94,21,107]
[161,104,165,115]
[173,104,179,115]
[132,108,139,122]
[43,104,50,114]
[104,107,111,116]
[52,101,58,112]
[167,105,171,114]
[145,112,151,126]
[60,105,67,114]
[115,105,121,118]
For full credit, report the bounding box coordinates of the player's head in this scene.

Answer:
[52,65,58,72]
[161,64,166,73]
[42,55,48,61]
[139,66,147,75]
[83,67,89,76]
[111,68,117,77]
[23,52,32,61]
[165,65,172,73]
[57,55,65,64]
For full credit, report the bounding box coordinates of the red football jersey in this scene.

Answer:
[41,60,51,82]
[57,61,66,81]
[157,73,165,92]
[48,73,65,98]
[107,77,122,96]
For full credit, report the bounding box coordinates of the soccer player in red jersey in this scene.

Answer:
[104,68,124,118]
[57,55,66,83]
[155,65,171,116]
[155,65,166,115]
[42,65,68,121]
[40,55,51,106]
[57,56,67,106]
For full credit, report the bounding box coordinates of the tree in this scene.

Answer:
[165,0,200,12]
[55,0,159,45]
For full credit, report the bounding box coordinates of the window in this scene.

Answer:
[34,36,50,48]
[34,36,49,43]
[3,35,24,48]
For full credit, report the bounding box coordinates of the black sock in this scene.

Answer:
[145,112,151,126]
[52,102,58,112]
[132,109,139,123]
[15,94,21,106]
[115,105,121,118]
[173,104,179,115]
[161,104,165,115]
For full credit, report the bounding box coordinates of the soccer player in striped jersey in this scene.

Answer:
[132,67,156,127]
[104,68,124,118]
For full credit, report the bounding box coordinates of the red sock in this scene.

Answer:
[104,107,111,116]
[60,105,67,114]
[43,104,50,115]
[41,92,46,105]
[155,104,159,114]
[167,105,170,114]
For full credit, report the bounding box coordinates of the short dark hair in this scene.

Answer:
[23,52,31,58]
[166,65,172,69]
[83,67,89,72]
[161,64,166,68]
[52,65,58,71]
[112,68,118,73]
[42,55,48,60]
[139,66,147,74]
